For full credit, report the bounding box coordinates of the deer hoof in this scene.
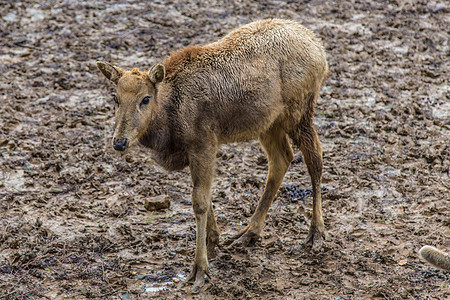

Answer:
[186,264,208,292]
[303,225,325,250]
[225,229,261,250]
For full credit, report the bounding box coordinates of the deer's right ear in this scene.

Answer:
[96,61,123,84]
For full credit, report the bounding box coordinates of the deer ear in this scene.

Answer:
[149,64,165,83]
[96,61,123,84]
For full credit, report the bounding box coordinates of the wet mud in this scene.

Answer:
[0,0,449,299]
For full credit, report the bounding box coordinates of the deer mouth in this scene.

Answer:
[113,138,128,151]
[112,130,139,153]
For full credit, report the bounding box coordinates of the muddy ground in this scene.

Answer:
[0,0,449,299]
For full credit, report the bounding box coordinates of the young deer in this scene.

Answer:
[96,19,329,289]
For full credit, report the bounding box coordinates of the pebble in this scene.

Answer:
[3,12,16,22]
[119,293,133,300]
[144,195,170,211]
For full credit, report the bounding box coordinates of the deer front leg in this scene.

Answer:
[186,148,217,290]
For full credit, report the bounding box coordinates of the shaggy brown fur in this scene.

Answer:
[96,19,329,290]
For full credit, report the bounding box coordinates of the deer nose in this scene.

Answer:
[113,138,128,151]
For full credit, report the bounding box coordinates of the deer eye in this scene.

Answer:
[141,96,150,105]
[113,94,119,105]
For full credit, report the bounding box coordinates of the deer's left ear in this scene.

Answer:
[148,64,165,84]
[96,61,123,84]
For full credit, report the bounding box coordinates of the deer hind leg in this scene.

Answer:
[227,125,293,248]
[289,120,325,249]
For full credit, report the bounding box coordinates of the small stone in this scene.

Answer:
[119,293,133,300]
[3,12,16,22]
[49,188,64,194]
[172,277,180,283]
[36,96,49,103]
[144,195,170,211]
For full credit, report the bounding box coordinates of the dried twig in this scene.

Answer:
[99,288,119,298]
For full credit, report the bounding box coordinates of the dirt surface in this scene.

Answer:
[1,0,449,299]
